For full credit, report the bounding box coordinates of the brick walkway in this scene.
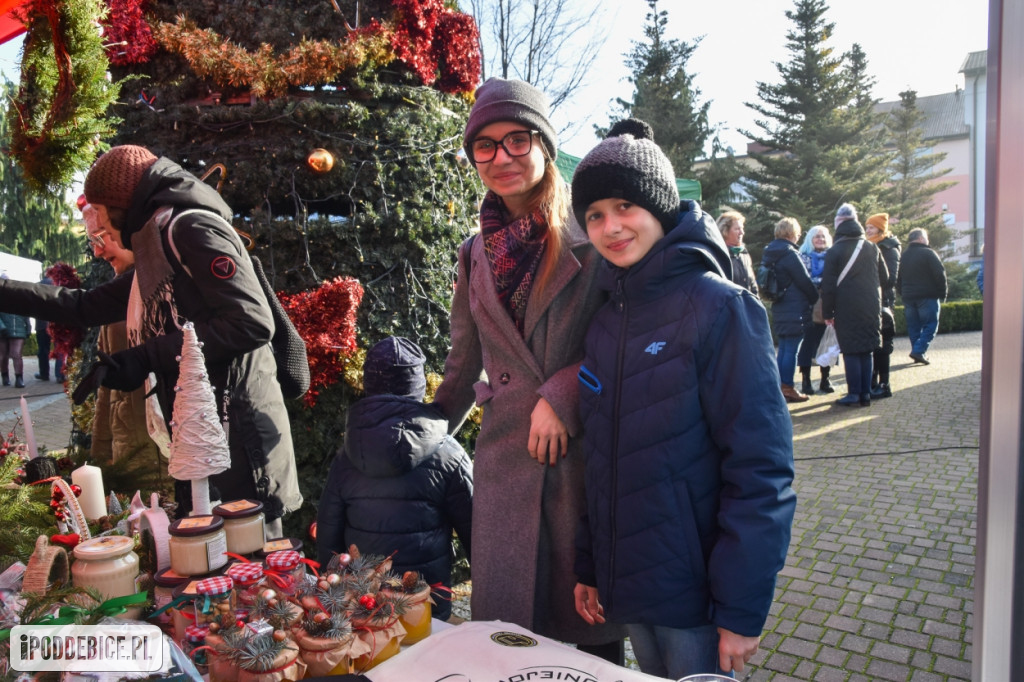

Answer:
[0,333,982,681]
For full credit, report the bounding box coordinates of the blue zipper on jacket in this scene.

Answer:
[607,275,628,616]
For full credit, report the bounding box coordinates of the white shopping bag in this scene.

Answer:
[816,324,841,367]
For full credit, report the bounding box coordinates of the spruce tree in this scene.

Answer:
[741,0,887,238]
[0,79,80,267]
[879,90,957,251]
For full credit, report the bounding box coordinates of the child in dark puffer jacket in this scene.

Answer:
[316,336,473,620]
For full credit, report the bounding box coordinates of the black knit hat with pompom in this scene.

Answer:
[571,118,680,232]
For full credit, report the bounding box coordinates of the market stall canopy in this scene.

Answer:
[0,0,26,45]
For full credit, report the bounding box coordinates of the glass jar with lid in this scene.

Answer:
[182,624,210,675]
[72,535,140,601]
[213,499,266,556]
[168,514,228,576]
[152,567,190,631]
[194,576,236,628]
[264,550,308,595]
[226,562,266,608]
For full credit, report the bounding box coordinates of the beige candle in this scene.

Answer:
[214,499,266,555]
[72,535,140,601]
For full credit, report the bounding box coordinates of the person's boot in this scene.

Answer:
[781,384,809,403]
[818,367,835,393]
[799,367,814,396]
[870,371,880,392]
[871,383,892,399]
[14,374,24,389]
[1,373,9,387]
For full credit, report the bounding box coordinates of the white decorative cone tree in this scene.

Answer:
[168,322,231,515]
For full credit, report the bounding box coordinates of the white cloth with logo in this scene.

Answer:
[367,620,672,682]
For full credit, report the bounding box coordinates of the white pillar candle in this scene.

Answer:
[20,396,37,459]
[72,464,107,520]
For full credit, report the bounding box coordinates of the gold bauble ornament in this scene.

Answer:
[307,148,335,173]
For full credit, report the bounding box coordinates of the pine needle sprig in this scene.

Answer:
[235,635,289,672]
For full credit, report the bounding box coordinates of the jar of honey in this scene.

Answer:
[72,535,140,601]
[213,500,266,556]
[168,515,228,576]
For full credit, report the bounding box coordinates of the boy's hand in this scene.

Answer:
[528,396,568,466]
[717,627,760,673]
[573,583,606,625]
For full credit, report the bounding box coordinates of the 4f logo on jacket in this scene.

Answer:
[645,341,667,355]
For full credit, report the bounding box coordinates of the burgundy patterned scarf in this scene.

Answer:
[479,191,548,335]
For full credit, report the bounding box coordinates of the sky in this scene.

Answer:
[0,0,990,160]
[547,0,990,158]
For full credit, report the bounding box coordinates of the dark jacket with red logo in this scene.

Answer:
[0,158,302,518]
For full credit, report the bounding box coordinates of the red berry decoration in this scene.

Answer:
[53,489,65,501]
[358,595,377,610]
[0,448,8,457]
[70,484,82,497]
[49,499,61,509]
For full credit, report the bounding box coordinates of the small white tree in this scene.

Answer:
[168,322,231,515]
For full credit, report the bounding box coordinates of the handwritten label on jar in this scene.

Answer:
[263,539,292,552]
[177,516,215,530]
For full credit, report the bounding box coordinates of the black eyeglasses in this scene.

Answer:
[470,130,539,163]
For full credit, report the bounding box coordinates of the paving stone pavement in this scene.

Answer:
[1,333,982,681]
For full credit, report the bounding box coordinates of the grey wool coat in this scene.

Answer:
[434,220,624,646]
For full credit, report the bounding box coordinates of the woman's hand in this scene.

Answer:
[528,396,568,466]
[573,583,606,624]
[717,627,760,673]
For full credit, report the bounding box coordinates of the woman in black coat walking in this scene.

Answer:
[760,217,819,402]
[865,213,900,398]
[819,204,889,407]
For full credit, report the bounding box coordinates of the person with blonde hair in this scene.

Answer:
[433,78,623,661]
[760,217,819,402]
[797,224,834,394]
[717,210,758,294]
[865,213,900,397]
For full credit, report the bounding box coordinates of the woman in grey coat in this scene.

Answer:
[433,78,624,660]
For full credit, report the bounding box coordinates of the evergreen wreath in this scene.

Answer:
[8,0,122,192]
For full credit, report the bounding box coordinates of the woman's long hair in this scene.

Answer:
[521,160,570,294]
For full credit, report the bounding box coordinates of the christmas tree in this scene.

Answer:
[168,322,232,515]
[9,0,483,539]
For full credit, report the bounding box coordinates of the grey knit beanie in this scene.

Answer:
[463,78,557,165]
[571,118,680,231]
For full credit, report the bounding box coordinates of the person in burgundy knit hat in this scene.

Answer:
[0,145,302,532]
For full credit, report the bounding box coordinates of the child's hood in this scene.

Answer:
[343,395,450,477]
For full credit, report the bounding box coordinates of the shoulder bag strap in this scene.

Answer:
[837,239,865,285]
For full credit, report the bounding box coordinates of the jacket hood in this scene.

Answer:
[834,218,865,240]
[344,395,450,478]
[123,157,234,249]
[762,238,799,267]
[599,200,731,293]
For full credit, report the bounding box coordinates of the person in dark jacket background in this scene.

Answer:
[896,228,947,364]
[0,298,31,388]
[717,210,757,295]
[797,225,834,395]
[0,145,302,529]
[761,218,819,402]
[570,119,796,679]
[865,213,900,397]
[820,203,888,407]
[316,336,473,621]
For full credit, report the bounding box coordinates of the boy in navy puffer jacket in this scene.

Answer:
[569,120,797,679]
[316,336,473,620]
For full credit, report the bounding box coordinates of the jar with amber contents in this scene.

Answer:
[214,500,266,556]
[264,550,307,596]
[72,535,140,601]
[194,576,236,628]
[226,562,265,608]
[168,515,228,576]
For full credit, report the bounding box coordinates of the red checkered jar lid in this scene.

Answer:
[184,624,209,642]
[265,550,300,571]
[227,562,264,584]
[196,575,234,596]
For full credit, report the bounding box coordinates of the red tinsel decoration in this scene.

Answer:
[44,263,84,359]
[434,11,481,94]
[391,0,480,93]
[102,0,158,66]
[278,277,364,408]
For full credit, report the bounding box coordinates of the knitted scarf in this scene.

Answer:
[479,191,548,334]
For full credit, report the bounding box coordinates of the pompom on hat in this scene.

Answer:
[464,78,557,165]
[571,118,680,232]
[84,145,158,210]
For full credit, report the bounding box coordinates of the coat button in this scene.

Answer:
[257,476,270,489]
[499,373,510,384]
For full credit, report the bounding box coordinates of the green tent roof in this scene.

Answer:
[554,151,702,201]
